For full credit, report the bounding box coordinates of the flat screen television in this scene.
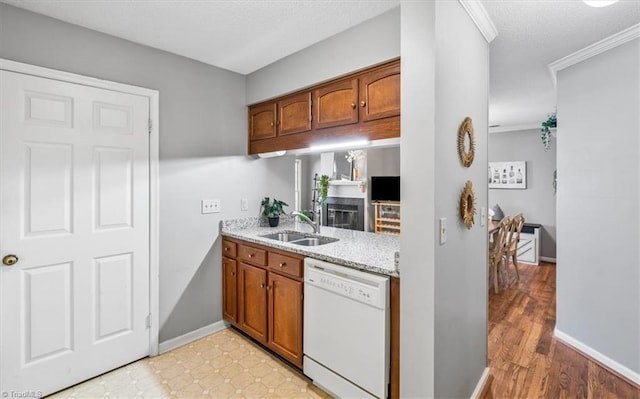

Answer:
[371,176,400,202]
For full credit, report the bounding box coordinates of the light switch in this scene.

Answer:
[241,198,248,211]
[202,199,221,214]
[440,217,447,245]
[480,207,487,227]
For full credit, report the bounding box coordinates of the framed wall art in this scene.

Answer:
[489,161,527,189]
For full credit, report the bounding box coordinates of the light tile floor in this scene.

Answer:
[49,328,331,399]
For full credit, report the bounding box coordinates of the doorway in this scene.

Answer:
[0,60,160,396]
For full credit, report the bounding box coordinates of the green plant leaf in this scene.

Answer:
[260,197,288,217]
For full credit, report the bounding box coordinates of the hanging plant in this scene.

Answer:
[541,113,557,151]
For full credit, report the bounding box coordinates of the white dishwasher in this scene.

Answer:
[303,258,390,399]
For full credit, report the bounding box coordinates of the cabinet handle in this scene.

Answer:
[260,283,265,288]
[360,100,366,107]
[351,103,356,109]
[267,285,272,291]
[279,263,286,268]
[270,121,274,127]
[224,247,229,252]
[231,271,235,276]
[248,254,255,258]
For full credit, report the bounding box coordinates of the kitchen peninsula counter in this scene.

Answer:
[220,217,400,277]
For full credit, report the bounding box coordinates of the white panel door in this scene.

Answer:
[0,70,150,396]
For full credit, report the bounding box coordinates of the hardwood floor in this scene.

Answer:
[482,262,640,399]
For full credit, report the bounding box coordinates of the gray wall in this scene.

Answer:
[401,1,489,397]
[246,7,400,104]
[433,2,489,397]
[367,147,401,177]
[0,3,295,342]
[489,129,557,259]
[557,39,640,375]
[400,2,436,395]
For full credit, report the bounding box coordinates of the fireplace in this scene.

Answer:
[322,197,365,231]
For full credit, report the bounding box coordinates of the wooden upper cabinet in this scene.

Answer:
[278,92,312,135]
[360,62,401,122]
[249,102,277,140]
[247,59,400,154]
[314,78,359,129]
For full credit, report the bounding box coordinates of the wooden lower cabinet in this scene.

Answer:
[268,272,303,367]
[222,236,397,386]
[238,262,268,344]
[223,238,304,369]
[222,257,237,324]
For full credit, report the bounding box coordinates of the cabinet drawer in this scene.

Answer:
[238,244,267,266]
[222,240,237,258]
[268,252,303,278]
[517,238,535,263]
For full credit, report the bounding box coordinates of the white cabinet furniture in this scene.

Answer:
[517,224,541,265]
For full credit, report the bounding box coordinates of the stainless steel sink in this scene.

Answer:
[259,231,338,246]
[289,237,338,246]
[259,231,306,242]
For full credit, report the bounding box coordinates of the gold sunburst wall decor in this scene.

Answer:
[460,180,476,229]
[457,116,475,167]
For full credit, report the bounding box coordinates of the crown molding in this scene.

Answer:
[459,0,498,43]
[548,22,640,86]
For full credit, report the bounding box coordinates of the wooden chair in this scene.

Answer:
[488,216,510,293]
[504,213,525,284]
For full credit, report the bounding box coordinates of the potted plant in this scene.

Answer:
[541,112,557,151]
[261,197,288,227]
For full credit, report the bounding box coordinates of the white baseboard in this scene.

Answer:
[554,328,640,386]
[540,256,556,263]
[158,320,229,354]
[470,367,490,399]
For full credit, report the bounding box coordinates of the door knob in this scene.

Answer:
[2,255,18,266]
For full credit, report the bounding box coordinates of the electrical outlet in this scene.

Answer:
[202,199,221,214]
[211,199,221,213]
[241,198,248,211]
[439,217,447,245]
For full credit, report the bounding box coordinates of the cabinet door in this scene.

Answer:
[268,273,303,368]
[222,257,237,324]
[360,62,400,122]
[278,92,312,135]
[249,102,277,141]
[238,262,268,344]
[314,78,359,129]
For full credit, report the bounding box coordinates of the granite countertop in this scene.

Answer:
[220,217,400,277]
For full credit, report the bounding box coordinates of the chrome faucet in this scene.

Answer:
[291,211,320,234]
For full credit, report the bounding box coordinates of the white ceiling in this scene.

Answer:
[483,0,640,130]
[2,0,639,128]
[0,0,400,75]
